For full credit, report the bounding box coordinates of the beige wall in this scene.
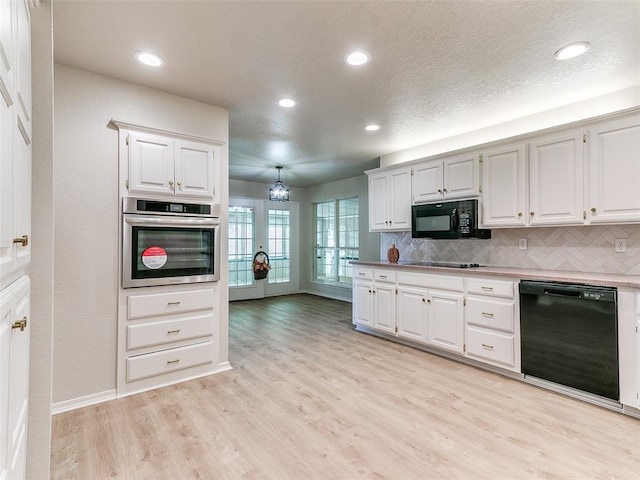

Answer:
[52,64,229,404]
[28,3,54,478]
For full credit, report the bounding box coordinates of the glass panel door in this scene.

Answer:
[267,209,290,284]
[228,206,254,287]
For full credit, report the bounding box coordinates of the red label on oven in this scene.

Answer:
[141,246,167,270]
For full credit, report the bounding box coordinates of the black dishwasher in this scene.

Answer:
[519,281,618,401]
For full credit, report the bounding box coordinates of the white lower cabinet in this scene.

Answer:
[464,277,519,372]
[353,267,521,374]
[118,285,216,396]
[427,290,465,354]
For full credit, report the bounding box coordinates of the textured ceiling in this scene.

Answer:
[53,1,640,187]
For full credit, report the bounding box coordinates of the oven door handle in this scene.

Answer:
[124,215,220,228]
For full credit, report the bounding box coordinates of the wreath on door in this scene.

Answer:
[253,251,271,280]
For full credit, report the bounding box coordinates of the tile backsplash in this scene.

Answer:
[381,224,640,275]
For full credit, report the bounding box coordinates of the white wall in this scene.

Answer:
[381,86,640,167]
[52,64,229,404]
[27,3,54,478]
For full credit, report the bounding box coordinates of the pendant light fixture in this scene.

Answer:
[268,166,289,202]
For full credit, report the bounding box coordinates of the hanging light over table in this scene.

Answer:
[268,166,289,202]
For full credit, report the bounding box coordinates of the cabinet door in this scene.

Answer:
[529,130,584,225]
[412,161,443,204]
[0,277,29,480]
[372,283,395,334]
[0,0,16,102]
[588,115,640,224]
[14,0,29,144]
[397,286,428,343]
[0,91,14,279]
[388,168,412,230]
[444,153,479,199]
[427,290,464,354]
[175,141,215,199]
[353,280,373,327]
[368,172,388,231]
[12,113,29,269]
[128,133,175,196]
[481,143,527,227]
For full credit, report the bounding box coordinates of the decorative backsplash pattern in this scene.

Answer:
[381,224,640,275]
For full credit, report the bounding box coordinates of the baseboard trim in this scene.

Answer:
[299,289,352,303]
[52,389,117,415]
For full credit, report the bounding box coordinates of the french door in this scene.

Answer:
[228,198,298,301]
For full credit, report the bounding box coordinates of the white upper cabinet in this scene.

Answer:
[175,140,217,199]
[587,114,640,224]
[14,0,30,144]
[480,143,527,227]
[0,0,16,104]
[528,129,584,226]
[367,166,412,231]
[412,153,480,204]
[125,130,218,201]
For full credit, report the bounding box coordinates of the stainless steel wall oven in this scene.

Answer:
[122,197,221,288]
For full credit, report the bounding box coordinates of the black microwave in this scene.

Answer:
[411,199,491,239]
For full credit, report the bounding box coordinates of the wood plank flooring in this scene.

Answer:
[51,294,640,479]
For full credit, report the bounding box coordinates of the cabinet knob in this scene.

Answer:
[518,212,522,217]
[13,235,28,247]
[530,211,535,216]
[12,316,27,332]
[177,181,182,190]
[422,298,426,302]
[591,207,597,214]
[443,188,447,193]
[437,189,442,194]
[168,180,174,187]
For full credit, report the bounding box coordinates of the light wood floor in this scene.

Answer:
[51,294,640,479]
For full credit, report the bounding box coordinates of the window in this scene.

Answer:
[228,206,255,287]
[268,209,291,284]
[314,197,359,284]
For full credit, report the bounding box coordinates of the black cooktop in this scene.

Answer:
[408,262,481,269]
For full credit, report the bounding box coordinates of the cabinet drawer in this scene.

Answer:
[466,277,514,298]
[127,341,213,382]
[353,268,373,281]
[465,326,515,368]
[466,297,514,333]
[398,272,464,292]
[127,288,214,320]
[127,312,213,350]
[374,270,396,283]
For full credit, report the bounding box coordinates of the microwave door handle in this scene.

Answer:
[451,208,458,232]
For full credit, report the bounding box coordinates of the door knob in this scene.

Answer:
[13,235,28,247]
[12,316,27,332]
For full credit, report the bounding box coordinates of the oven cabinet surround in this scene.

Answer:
[366,166,412,231]
[352,266,520,373]
[481,113,640,228]
[117,283,221,396]
[114,122,222,202]
[411,152,480,204]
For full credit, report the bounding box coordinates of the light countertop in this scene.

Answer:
[350,261,640,289]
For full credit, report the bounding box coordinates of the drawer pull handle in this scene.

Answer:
[167,301,181,306]
[481,343,494,350]
[358,273,366,276]
[167,359,180,365]
[379,275,387,279]
[167,329,181,334]
[482,312,494,318]
[481,287,493,292]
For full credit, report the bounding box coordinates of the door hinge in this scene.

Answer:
[411,168,414,176]
[463,297,466,306]
[583,210,587,220]
[126,179,129,189]
[396,288,398,295]
[583,134,587,143]
[395,326,398,333]
[463,343,466,353]
[479,185,483,193]
[126,134,129,146]
[479,154,483,163]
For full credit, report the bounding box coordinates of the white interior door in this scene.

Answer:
[228,198,299,301]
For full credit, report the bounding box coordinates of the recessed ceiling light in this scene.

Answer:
[135,51,164,67]
[365,124,380,131]
[345,51,370,66]
[278,98,296,108]
[554,42,590,60]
